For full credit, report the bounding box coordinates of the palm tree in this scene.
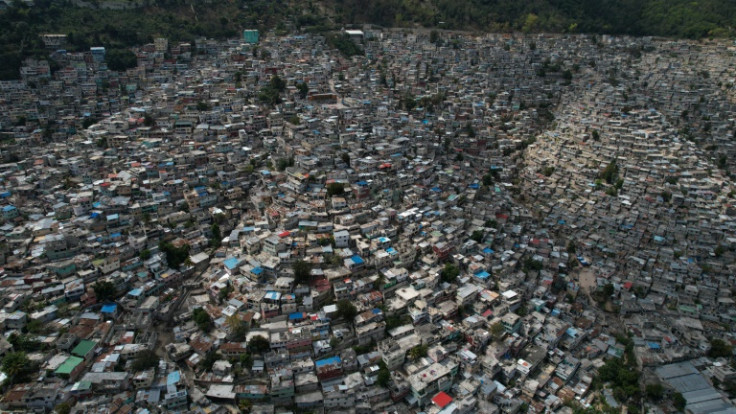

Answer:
[2,352,29,384]
[409,345,428,361]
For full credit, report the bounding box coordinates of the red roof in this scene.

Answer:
[278,231,290,238]
[432,391,453,408]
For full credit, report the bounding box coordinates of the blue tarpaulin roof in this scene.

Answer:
[351,255,364,264]
[101,304,117,313]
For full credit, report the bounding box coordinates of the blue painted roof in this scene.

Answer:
[315,355,341,367]
[251,267,263,275]
[101,304,117,313]
[475,271,490,279]
[224,258,239,270]
[483,247,494,254]
[289,312,305,320]
[2,205,15,212]
[351,255,364,265]
[167,371,181,385]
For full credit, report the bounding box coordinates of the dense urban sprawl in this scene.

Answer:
[0,28,735,414]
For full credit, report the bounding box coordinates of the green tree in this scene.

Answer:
[336,299,358,322]
[470,230,484,243]
[1,352,30,384]
[327,182,345,197]
[598,160,619,184]
[8,333,42,352]
[440,263,460,283]
[93,280,117,302]
[429,30,439,43]
[714,245,725,257]
[602,283,615,297]
[326,33,363,57]
[143,114,154,127]
[708,338,733,358]
[523,258,543,272]
[25,319,43,334]
[105,48,137,71]
[377,367,391,386]
[258,75,287,106]
[192,308,213,332]
[645,383,663,400]
[239,352,253,370]
[296,81,308,99]
[159,242,190,270]
[132,349,159,372]
[248,335,270,354]
[673,392,687,411]
[409,344,428,360]
[210,223,222,248]
[140,249,152,260]
[226,314,248,341]
[55,402,72,414]
[293,260,313,284]
[199,351,221,371]
[490,322,505,341]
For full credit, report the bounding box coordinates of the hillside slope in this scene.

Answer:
[0,0,734,79]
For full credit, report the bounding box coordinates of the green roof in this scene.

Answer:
[71,340,96,358]
[55,356,84,375]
